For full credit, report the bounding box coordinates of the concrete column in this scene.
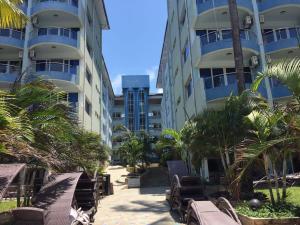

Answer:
[252,0,273,108]
[201,158,209,182]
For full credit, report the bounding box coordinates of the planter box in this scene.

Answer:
[238,213,300,225]
[0,212,12,225]
[127,176,140,188]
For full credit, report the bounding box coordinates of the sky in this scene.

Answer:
[103,0,167,95]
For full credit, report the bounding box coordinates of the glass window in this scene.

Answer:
[0,61,8,73]
[200,68,212,89]
[222,29,232,40]
[11,30,22,39]
[71,28,78,40]
[10,61,20,73]
[212,68,224,88]
[263,29,274,43]
[86,69,92,84]
[50,59,63,72]
[49,28,59,35]
[197,30,208,46]
[38,28,47,36]
[226,68,236,84]
[85,99,91,115]
[70,60,79,74]
[72,0,78,7]
[244,67,252,83]
[276,28,288,40]
[289,28,298,38]
[36,60,46,72]
[208,30,217,43]
[240,30,246,39]
[0,29,10,37]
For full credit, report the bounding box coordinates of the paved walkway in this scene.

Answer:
[93,166,182,225]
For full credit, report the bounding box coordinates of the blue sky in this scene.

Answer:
[103,0,167,95]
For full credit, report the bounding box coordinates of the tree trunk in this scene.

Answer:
[282,152,288,200]
[228,0,245,94]
[264,154,275,205]
[272,162,281,203]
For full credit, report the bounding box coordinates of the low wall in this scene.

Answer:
[239,214,300,225]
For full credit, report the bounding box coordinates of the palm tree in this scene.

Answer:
[0,0,27,28]
[156,129,186,165]
[252,58,300,103]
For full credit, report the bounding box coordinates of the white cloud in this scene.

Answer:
[146,65,163,94]
[111,74,123,95]
[146,66,159,82]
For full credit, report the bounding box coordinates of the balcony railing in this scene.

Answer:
[198,29,251,47]
[203,72,252,90]
[0,29,25,40]
[263,27,300,44]
[36,0,78,8]
[31,27,78,40]
[0,63,21,83]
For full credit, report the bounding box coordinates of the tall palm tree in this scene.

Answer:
[0,0,27,28]
[228,0,245,94]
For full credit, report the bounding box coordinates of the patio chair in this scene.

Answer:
[167,161,207,220]
[12,207,46,225]
[186,199,242,225]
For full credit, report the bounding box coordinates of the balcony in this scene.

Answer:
[28,28,80,58]
[25,61,80,91]
[270,79,292,99]
[0,29,24,50]
[263,27,300,59]
[203,73,252,102]
[194,0,253,29]
[258,0,300,26]
[31,0,81,27]
[0,63,21,86]
[192,30,259,67]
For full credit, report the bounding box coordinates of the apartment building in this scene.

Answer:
[157,0,300,130]
[0,0,113,140]
[112,75,162,158]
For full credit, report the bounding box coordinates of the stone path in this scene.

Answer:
[93,166,183,225]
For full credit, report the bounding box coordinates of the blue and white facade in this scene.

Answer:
[112,75,162,154]
[157,0,300,130]
[0,0,113,140]
[157,0,300,181]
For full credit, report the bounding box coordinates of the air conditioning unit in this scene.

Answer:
[32,16,39,25]
[121,114,125,118]
[29,50,36,59]
[249,55,259,68]
[148,112,154,117]
[266,54,272,64]
[244,15,253,29]
[259,14,265,24]
[149,124,154,128]
[18,51,23,59]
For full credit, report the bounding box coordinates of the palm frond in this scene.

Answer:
[0,0,27,28]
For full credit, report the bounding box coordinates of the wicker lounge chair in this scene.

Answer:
[11,172,97,225]
[0,164,26,200]
[186,199,242,225]
[12,207,46,225]
[167,161,207,220]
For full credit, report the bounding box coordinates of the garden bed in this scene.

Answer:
[238,214,300,225]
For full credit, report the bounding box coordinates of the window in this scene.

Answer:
[182,41,190,63]
[152,111,161,117]
[113,112,122,119]
[127,91,135,131]
[186,78,192,98]
[87,9,93,26]
[87,41,92,57]
[0,61,8,73]
[85,99,91,115]
[153,123,162,130]
[86,69,92,84]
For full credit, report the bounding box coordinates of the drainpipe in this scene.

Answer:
[251,0,273,108]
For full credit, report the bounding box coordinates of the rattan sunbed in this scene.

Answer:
[186,199,242,225]
[12,172,96,225]
[167,161,207,220]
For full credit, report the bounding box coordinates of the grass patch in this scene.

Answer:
[255,186,300,206]
[0,200,17,213]
[236,187,300,218]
